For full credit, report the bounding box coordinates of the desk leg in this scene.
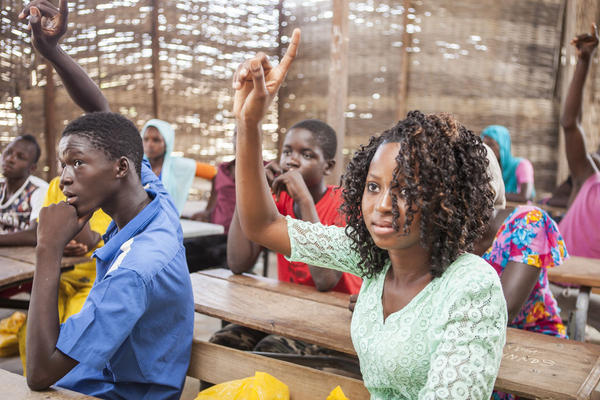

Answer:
[569,286,591,342]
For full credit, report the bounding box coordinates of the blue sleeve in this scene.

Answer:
[56,268,148,369]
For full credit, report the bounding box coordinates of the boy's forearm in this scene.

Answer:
[0,226,37,246]
[44,46,109,113]
[26,246,64,389]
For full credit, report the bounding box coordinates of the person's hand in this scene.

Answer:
[271,170,311,203]
[190,210,211,222]
[233,29,300,127]
[37,201,93,256]
[19,0,68,58]
[62,240,88,257]
[572,23,599,61]
[264,161,282,187]
[348,294,358,312]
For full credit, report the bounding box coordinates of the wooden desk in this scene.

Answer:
[548,256,600,341]
[0,368,97,399]
[192,269,600,399]
[179,219,224,239]
[0,247,91,308]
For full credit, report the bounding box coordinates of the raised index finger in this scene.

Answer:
[278,28,301,72]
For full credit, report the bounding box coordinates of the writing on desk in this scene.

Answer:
[501,344,556,367]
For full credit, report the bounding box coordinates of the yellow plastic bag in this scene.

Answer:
[0,311,26,334]
[0,312,26,357]
[195,371,289,400]
[326,386,350,400]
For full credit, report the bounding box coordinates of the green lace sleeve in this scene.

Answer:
[285,216,363,277]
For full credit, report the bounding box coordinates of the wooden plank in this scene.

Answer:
[0,368,98,399]
[496,328,600,399]
[548,256,600,287]
[192,272,600,399]
[150,0,161,118]
[0,256,38,289]
[190,272,354,354]
[0,246,91,268]
[197,269,351,308]
[188,340,370,400]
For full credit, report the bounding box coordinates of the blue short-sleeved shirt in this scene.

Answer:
[55,160,194,400]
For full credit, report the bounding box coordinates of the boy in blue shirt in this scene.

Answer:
[21,2,194,398]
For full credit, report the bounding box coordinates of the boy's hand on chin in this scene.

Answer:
[271,170,311,204]
[37,202,93,256]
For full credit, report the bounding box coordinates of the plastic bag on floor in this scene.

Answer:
[0,312,26,357]
[195,371,289,400]
[326,386,350,400]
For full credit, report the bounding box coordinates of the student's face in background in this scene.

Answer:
[482,136,501,164]
[1,139,37,180]
[143,126,166,160]
[279,128,330,187]
[361,142,421,252]
[58,134,119,217]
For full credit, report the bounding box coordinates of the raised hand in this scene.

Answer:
[233,29,300,126]
[19,0,68,58]
[571,23,599,61]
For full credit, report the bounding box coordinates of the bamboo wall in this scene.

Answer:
[2,0,599,193]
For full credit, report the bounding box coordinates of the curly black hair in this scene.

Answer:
[340,110,494,278]
[62,112,143,178]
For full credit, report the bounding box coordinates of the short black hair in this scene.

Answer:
[341,110,493,278]
[62,112,143,177]
[15,134,41,163]
[289,119,337,160]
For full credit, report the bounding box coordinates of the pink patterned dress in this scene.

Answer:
[485,206,568,400]
[483,205,568,337]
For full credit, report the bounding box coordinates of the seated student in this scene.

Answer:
[191,128,237,234]
[141,119,217,214]
[211,119,361,354]
[482,125,536,202]
[21,3,193,398]
[17,176,112,370]
[556,24,600,259]
[232,30,506,398]
[0,134,48,246]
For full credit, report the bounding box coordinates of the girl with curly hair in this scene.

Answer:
[233,30,506,399]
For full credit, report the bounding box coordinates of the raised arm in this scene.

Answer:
[560,24,599,185]
[233,29,301,257]
[20,0,109,113]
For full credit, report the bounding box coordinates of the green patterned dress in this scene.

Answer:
[285,216,507,399]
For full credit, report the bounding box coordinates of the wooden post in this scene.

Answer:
[326,0,349,184]
[150,0,161,119]
[43,61,57,180]
[397,0,411,120]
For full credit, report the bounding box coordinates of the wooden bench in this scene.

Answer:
[188,340,370,399]
[0,368,98,399]
[548,256,600,341]
[192,269,600,399]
